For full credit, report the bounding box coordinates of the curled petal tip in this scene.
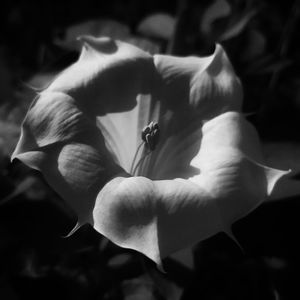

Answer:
[11,141,24,162]
[224,227,244,253]
[62,222,83,238]
[264,168,300,201]
[11,135,26,159]
[10,151,17,163]
[264,167,292,196]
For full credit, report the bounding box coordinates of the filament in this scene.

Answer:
[130,141,145,174]
[131,151,151,176]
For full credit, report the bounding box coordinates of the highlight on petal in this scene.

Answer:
[189,112,289,224]
[154,44,243,119]
[93,176,161,266]
[47,36,159,116]
[93,111,289,266]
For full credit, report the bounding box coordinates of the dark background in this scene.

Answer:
[1,0,300,299]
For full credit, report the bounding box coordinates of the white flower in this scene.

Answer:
[12,36,288,268]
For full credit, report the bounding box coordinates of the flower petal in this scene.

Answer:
[11,37,163,224]
[96,43,244,177]
[12,91,126,227]
[142,45,242,179]
[154,44,242,118]
[262,142,300,200]
[93,112,288,266]
[47,36,158,116]
[97,94,163,172]
[189,112,289,223]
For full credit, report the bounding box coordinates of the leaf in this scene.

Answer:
[122,277,158,300]
[137,13,176,40]
[0,51,14,105]
[256,59,292,74]
[107,253,133,269]
[0,176,36,206]
[241,30,266,62]
[0,119,21,157]
[219,10,256,41]
[54,19,130,51]
[201,0,231,34]
[123,274,182,300]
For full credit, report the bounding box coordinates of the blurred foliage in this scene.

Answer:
[1,0,300,299]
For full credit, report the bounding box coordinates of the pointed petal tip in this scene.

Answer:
[147,250,164,272]
[10,127,25,162]
[224,227,244,253]
[62,221,83,238]
[126,242,164,272]
[157,261,166,273]
[265,167,292,196]
[139,248,165,272]
[10,151,17,163]
[10,135,38,167]
[213,43,228,61]
[10,123,40,164]
[11,141,23,163]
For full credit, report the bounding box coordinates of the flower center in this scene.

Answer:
[130,121,160,175]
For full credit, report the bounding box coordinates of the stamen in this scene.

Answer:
[130,121,160,175]
[131,151,151,176]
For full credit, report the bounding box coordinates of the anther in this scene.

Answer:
[141,121,160,151]
[130,121,160,175]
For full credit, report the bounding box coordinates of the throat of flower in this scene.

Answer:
[130,121,160,176]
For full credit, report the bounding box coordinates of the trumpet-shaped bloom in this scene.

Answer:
[12,36,288,267]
